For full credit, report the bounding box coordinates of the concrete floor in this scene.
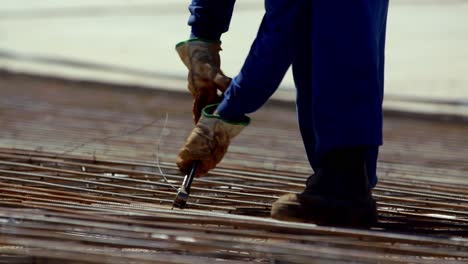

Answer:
[0,0,467,116]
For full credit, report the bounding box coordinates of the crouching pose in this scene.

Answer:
[176,0,389,227]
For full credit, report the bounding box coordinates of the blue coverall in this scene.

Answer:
[188,0,389,187]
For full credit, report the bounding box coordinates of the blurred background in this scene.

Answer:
[0,0,467,117]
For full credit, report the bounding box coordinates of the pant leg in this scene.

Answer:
[302,0,388,186]
[310,0,389,153]
[188,0,237,40]
[294,51,381,187]
[367,0,389,187]
[217,0,309,120]
[291,2,317,172]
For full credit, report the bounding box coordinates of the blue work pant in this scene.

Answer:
[188,0,389,186]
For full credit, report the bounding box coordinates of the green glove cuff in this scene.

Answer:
[202,104,250,126]
[175,38,221,48]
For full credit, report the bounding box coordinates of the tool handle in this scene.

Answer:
[182,161,199,194]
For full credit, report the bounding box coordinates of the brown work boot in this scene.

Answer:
[271,147,378,227]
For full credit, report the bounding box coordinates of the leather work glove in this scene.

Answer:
[177,104,250,177]
[176,38,232,124]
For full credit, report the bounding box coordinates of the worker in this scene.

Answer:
[176,0,389,227]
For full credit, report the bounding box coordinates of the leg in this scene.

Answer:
[291,8,318,172]
[217,0,310,120]
[310,0,389,185]
[272,0,389,226]
[294,0,388,186]
[368,0,389,187]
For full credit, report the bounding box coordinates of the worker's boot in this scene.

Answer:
[271,147,377,227]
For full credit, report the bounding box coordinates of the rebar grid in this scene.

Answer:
[0,72,467,263]
[0,149,467,263]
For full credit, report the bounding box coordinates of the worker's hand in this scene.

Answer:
[176,38,232,124]
[177,104,250,177]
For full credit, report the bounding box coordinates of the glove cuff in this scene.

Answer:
[202,104,250,126]
[176,38,221,48]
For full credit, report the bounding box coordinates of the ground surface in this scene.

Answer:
[0,71,467,263]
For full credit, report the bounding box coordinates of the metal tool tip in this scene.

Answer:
[172,191,189,209]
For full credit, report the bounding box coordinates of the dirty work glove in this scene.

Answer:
[176,38,232,124]
[177,104,250,177]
